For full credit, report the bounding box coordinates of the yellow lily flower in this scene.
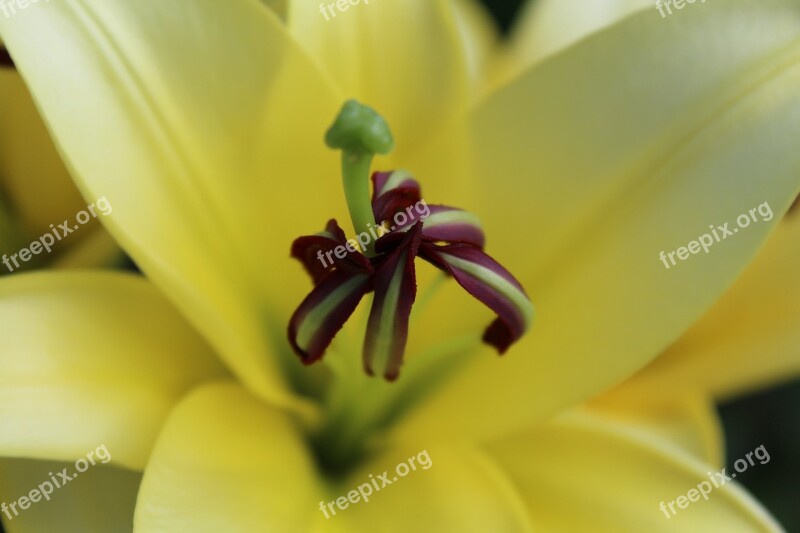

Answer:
[0,48,122,274]
[1,0,799,531]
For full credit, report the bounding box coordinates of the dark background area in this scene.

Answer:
[1,1,797,531]
[719,382,800,531]
[482,0,526,31]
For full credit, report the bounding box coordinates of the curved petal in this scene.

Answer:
[0,64,121,269]
[0,458,140,533]
[287,0,471,162]
[259,0,287,20]
[0,191,24,259]
[603,210,800,405]
[448,0,499,100]
[329,443,533,531]
[0,271,227,470]
[49,225,124,270]
[0,66,86,235]
[396,0,800,443]
[486,411,781,531]
[0,0,343,407]
[587,394,725,469]
[134,383,323,533]
[509,0,652,71]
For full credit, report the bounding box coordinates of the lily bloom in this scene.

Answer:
[0,0,799,531]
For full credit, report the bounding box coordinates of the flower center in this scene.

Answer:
[289,100,534,469]
[288,100,533,379]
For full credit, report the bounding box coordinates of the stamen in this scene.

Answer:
[289,100,533,382]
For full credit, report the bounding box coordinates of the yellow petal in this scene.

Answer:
[0,67,85,235]
[509,0,651,71]
[0,0,342,406]
[323,443,533,532]
[287,0,471,167]
[0,65,120,269]
[449,0,499,100]
[0,458,140,533]
[134,383,323,532]
[0,272,227,469]
[588,395,725,469]
[487,411,781,531]
[49,225,124,270]
[603,210,800,405]
[0,191,24,257]
[396,0,800,443]
[397,0,498,201]
[259,0,287,20]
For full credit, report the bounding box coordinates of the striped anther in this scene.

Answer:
[421,243,533,353]
[291,219,372,284]
[289,271,371,364]
[371,170,421,223]
[363,223,422,380]
[418,205,485,248]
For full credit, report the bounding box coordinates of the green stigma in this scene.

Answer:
[326,99,394,155]
[326,100,394,256]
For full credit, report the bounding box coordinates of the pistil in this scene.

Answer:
[326,100,394,256]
